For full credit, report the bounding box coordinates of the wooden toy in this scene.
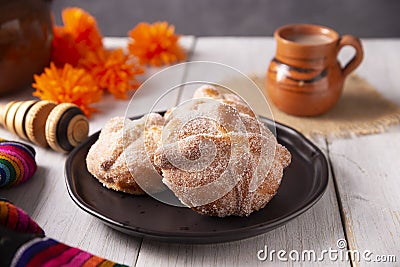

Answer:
[0,101,89,153]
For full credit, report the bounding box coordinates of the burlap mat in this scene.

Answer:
[250,74,400,138]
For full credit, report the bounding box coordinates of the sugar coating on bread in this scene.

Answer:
[154,86,291,217]
[192,85,255,117]
[86,113,164,195]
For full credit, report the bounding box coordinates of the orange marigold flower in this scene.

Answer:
[51,7,104,66]
[32,63,102,117]
[62,7,103,52]
[51,26,81,67]
[128,21,186,66]
[79,48,144,99]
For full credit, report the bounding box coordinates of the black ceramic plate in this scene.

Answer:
[65,116,328,243]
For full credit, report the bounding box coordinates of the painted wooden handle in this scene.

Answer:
[337,35,364,78]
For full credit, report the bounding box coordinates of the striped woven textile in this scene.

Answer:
[0,139,37,188]
[11,237,128,267]
[0,139,127,266]
[0,200,44,235]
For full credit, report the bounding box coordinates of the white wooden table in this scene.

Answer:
[1,37,399,266]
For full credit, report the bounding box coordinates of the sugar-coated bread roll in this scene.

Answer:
[86,113,164,195]
[154,98,291,217]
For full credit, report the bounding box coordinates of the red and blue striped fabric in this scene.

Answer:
[11,237,127,267]
[0,200,44,235]
[0,139,37,188]
[0,201,127,267]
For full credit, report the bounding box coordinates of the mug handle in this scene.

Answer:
[337,35,364,78]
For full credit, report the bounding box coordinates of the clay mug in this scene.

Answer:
[266,24,363,116]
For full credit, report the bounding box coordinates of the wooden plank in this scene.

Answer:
[189,37,275,74]
[328,38,400,266]
[328,132,400,265]
[136,37,347,267]
[177,37,275,109]
[339,39,400,104]
[0,36,195,265]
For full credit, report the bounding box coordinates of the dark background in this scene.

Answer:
[52,0,400,37]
